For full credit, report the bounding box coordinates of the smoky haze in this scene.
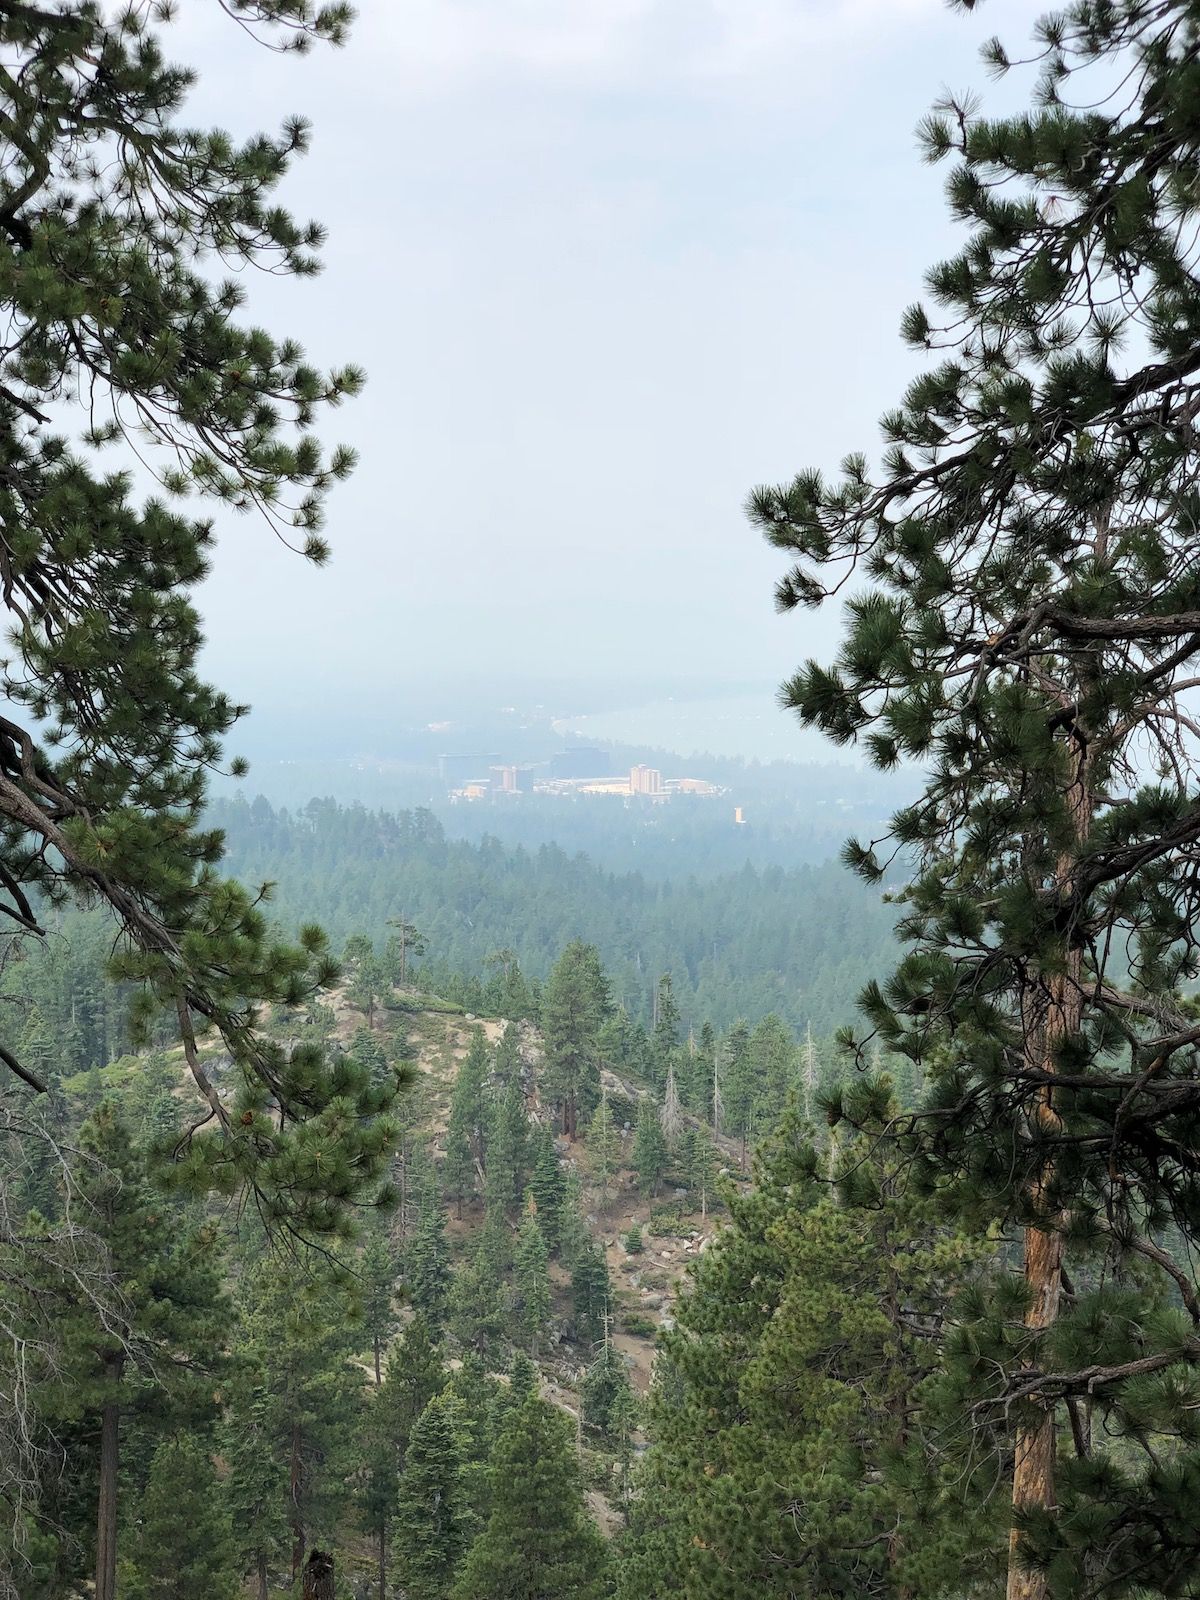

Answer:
[165,0,1045,748]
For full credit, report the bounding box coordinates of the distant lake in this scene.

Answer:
[553,692,856,764]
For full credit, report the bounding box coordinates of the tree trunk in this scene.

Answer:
[256,1551,269,1600]
[378,1525,387,1600]
[290,1420,305,1580]
[1007,761,1089,1600]
[373,1331,382,1387]
[302,1548,336,1600]
[94,1358,123,1600]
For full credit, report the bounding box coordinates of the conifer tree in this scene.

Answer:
[0,0,400,1237]
[588,1088,618,1210]
[751,4,1200,1592]
[493,1021,524,1086]
[582,1340,632,1438]
[529,1125,566,1251]
[650,974,680,1091]
[484,1077,528,1217]
[541,943,610,1137]
[360,1227,400,1384]
[27,1105,228,1600]
[514,1207,552,1356]
[452,1392,607,1600]
[407,1193,451,1331]
[222,1380,289,1600]
[122,1437,239,1600]
[232,1259,362,1584]
[720,1022,754,1168]
[571,1244,612,1347]
[659,1059,683,1148]
[362,1317,445,1600]
[620,1101,996,1600]
[682,1124,718,1219]
[632,1099,668,1197]
[391,1395,467,1600]
[747,1014,797,1133]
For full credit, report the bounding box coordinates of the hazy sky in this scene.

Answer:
[171,0,1047,730]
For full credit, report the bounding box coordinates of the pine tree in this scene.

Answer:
[122,1437,239,1600]
[514,1207,551,1357]
[362,1317,446,1600]
[485,1077,528,1217]
[26,1105,228,1600]
[541,943,610,1138]
[391,1395,467,1600]
[619,1100,997,1600]
[231,1258,362,1585]
[0,1,395,1237]
[528,1125,566,1252]
[222,1381,289,1600]
[582,1340,632,1438]
[588,1088,618,1210]
[360,1227,400,1385]
[650,974,680,1091]
[683,1123,718,1219]
[632,1099,667,1197]
[659,1059,683,1149]
[493,1021,524,1086]
[720,1022,754,1168]
[749,5,1200,1592]
[452,1393,607,1600]
[747,1014,797,1133]
[571,1244,612,1348]
[407,1193,451,1331]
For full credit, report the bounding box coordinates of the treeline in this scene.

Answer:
[208,794,899,1034]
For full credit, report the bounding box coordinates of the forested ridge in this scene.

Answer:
[208,794,900,1034]
[6,2,1200,1599]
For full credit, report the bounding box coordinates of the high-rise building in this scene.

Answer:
[629,764,663,796]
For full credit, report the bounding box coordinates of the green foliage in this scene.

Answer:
[230,1257,363,1577]
[582,1343,634,1438]
[392,1395,467,1600]
[452,1393,608,1600]
[407,1194,451,1331]
[0,0,395,1236]
[528,1125,566,1251]
[752,4,1200,1588]
[632,1100,667,1197]
[514,1209,551,1356]
[571,1245,613,1348]
[122,1438,239,1600]
[484,1075,528,1217]
[541,942,610,1136]
[620,1111,998,1598]
[209,794,901,1036]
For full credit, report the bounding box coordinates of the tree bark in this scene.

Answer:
[290,1419,305,1580]
[302,1548,335,1600]
[378,1526,387,1600]
[94,1356,123,1600]
[1007,762,1089,1600]
[256,1551,269,1600]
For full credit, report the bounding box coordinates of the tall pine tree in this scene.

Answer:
[751,5,1200,1592]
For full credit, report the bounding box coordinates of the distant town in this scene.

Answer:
[441,745,728,804]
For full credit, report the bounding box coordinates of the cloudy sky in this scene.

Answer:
[174,0,1047,731]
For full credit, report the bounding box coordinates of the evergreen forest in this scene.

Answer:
[5,4,1200,1600]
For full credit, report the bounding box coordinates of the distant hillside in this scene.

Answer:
[208,794,902,1035]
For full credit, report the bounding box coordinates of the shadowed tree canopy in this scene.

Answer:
[0,0,400,1237]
